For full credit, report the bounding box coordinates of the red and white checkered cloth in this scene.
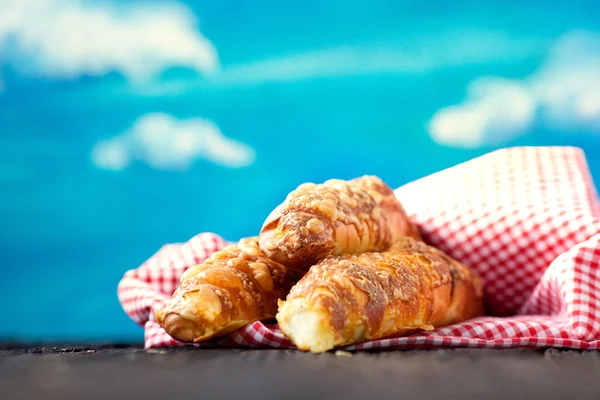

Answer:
[118,146,600,350]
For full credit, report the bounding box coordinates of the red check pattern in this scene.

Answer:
[118,146,600,350]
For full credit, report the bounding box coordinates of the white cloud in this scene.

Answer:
[428,30,600,148]
[530,31,600,132]
[429,78,536,148]
[91,113,255,171]
[214,31,544,86]
[215,46,437,86]
[0,0,219,84]
[130,30,546,96]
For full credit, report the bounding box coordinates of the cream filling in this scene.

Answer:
[278,299,337,353]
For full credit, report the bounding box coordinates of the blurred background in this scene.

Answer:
[1,0,600,343]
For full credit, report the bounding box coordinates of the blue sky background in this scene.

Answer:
[1,0,600,342]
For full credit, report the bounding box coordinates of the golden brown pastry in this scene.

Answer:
[259,175,421,270]
[155,237,304,343]
[276,236,484,353]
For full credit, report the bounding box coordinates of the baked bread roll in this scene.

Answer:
[259,175,421,270]
[276,236,484,353]
[155,237,304,343]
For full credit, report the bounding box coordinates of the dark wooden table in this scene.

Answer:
[2,344,600,399]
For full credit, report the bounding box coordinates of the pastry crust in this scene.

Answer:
[259,176,421,270]
[276,236,484,353]
[155,237,304,343]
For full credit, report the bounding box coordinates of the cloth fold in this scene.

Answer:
[117,146,600,349]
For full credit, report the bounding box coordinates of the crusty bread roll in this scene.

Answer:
[155,237,304,343]
[276,236,484,353]
[259,175,421,270]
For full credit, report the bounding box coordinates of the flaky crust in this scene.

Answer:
[276,237,484,353]
[259,176,421,270]
[154,237,304,343]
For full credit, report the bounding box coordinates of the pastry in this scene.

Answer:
[276,236,484,353]
[259,175,421,270]
[155,237,304,343]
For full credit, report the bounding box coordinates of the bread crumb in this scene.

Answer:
[146,349,168,354]
[335,350,352,357]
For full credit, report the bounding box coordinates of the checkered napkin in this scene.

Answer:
[118,146,600,350]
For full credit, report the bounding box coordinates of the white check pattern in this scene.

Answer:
[118,146,600,350]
